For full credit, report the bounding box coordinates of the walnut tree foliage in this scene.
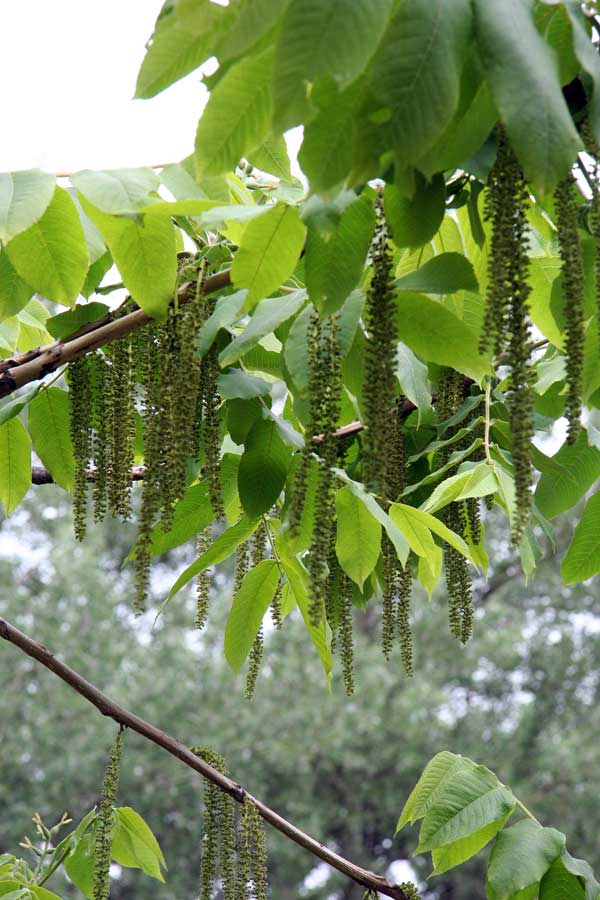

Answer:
[3,1,600,898]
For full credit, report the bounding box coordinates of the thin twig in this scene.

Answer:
[0,616,409,900]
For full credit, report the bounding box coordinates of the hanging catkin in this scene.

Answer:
[92,729,124,900]
[69,357,93,541]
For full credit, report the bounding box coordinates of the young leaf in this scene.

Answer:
[0,416,30,515]
[230,204,307,308]
[6,187,88,305]
[238,418,291,517]
[0,169,56,243]
[195,47,274,176]
[224,559,280,673]
[273,0,393,131]
[80,197,177,322]
[335,484,382,589]
[28,388,75,492]
[486,821,566,900]
[219,290,306,367]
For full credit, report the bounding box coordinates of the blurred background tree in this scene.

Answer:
[1,491,598,900]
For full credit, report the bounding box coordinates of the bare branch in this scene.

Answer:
[0,616,410,900]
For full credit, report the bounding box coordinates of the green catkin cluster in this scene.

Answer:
[554,173,585,444]
[270,576,283,629]
[89,354,109,523]
[436,370,474,644]
[195,526,212,630]
[581,120,600,343]
[69,357,93,541]
[191,748,268,900]
[337,571,355,695]
[362,189,399,499]
[245,524,267,700]
[105,330,136,519]
[480,128,533,539]
[305,315,342,626]
[92,729,124,900]
[200,346,224,520]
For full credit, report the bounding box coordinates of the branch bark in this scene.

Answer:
[0,616,410,900]
[0,269,232,401]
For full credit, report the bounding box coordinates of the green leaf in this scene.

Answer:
[230,204,307,308]
[80,198,177,322]
[64,831,94,898]
[565,6,600,145]
[46,302,109,340]
[165,516,258,607]
[534,433,600,520]
[337,476,410,565]
[0,385,42,427]
[113,808,166,881]
[6,187,88,305]
[431,815,512,876]
[283,302,314,396]
[561,850,600,900]
[195,47,274,176]
[225,559,280,673]
[395,342,432,423]
[397,751,470,831]
[395,253,478,295]
[273,0,392,131]
[395,292,490,382]
[384,175,446,249]
[390,504,472,563]
[539,856,586,900]
[486,821,566,900]
[71,169,159,215]
[135,7,220,98]
[217,369,271,400]
[0,251,32,321]
[420,463,497,515]
[473,0,581,195]
[196,290,246,358]
[219,290,306,367]
[561,492,600,584]
[249,136,293,182]
[304,194,374,316]
[238,418,291,517]
[369,0,472,162]
[28,388,75,492]
[335,484,382,589]
[145,483,212,558]
[416,772,515,853]
[275,529,332,681]
[528,257,564,348]
[0,169,56,243]
[0,416,30,514]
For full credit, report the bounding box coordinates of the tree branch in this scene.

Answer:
[0,616,410,900]
[0,269,232,401]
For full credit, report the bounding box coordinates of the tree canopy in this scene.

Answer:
[2,2,600,899]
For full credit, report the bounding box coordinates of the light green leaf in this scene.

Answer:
[486,821,566,900]
[71,169,159,215]
[528,257,564,348]
[6,187,88,305]
[384,175,446,249]
[231,204,307,308]
[283,302,314,396]
[420,463,497,515]
[473,0,581,195]
[113,808,166,881]
[388,503,437,561]
[396,292,490,382]
[219,290,306,367]
[534,432,600,520]
[390,504,472,562]
[417,544,443,599]
[238,419,291,517]
[28,388,75,492]
[395,342,432,423]
[273,0,392,130]
[165,516,258,607]
[249,136,293,182]
[145,482,212,558]
[340,477,409,565]
[197,204,270,230]
[431,814,513,876]
[225,559,280,673]
[397,751,470,831]
[0,416,30,514]
[195,47,274,176]
[0,251,32,321]
[80,197,177,321]
[335,484,382,589]
[196,290,246,358]
[0,385,42,427]
[395,253,478,295]
[561,492,600,584]
[304,194,374,316]
[0,169,56,243]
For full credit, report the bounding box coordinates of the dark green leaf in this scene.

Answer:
[46,303,109,340]
[384,175,446,249]
[486,821,566,900]
[395,253,478,295]
[238,418,291,517]
[534,433,600,520]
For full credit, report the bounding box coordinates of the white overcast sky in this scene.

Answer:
[0,1,207,173]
